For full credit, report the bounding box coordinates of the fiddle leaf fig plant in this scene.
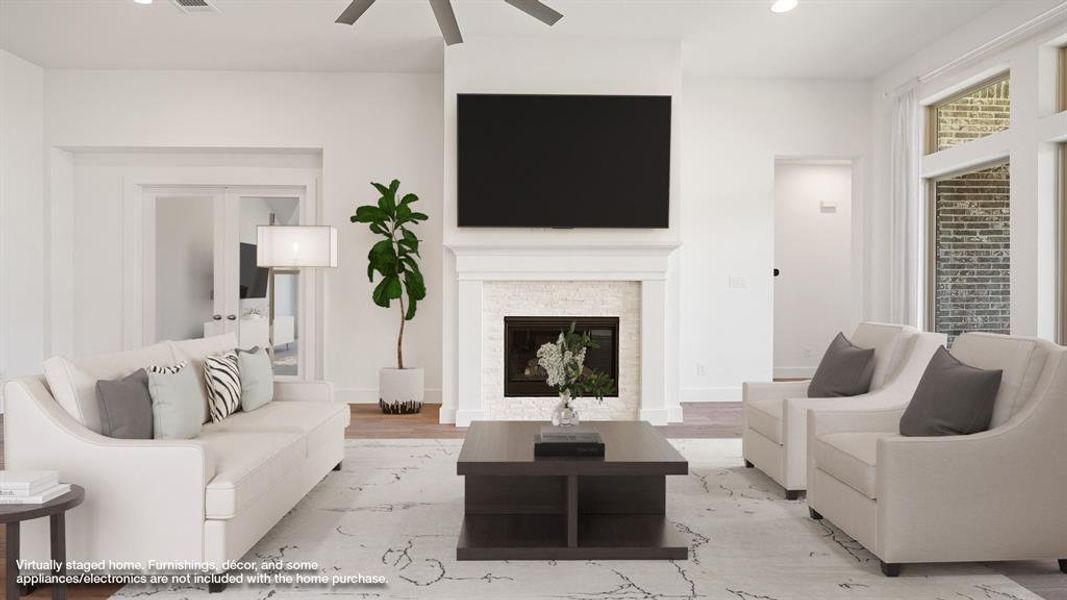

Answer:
[351,179,428,369]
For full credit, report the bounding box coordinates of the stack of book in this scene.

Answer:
[0,471,70,504]
[535,426,605,457]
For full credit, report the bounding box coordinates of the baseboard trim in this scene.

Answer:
[455,409,484,427]
[773,367,816,379]
[438,406,457,424]
[334,387,442,405]
[639,407,668,425]
[680,387,742,403]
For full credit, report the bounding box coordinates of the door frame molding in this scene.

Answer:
[113,169,323,379]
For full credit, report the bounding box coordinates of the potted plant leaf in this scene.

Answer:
[351,179,428,414]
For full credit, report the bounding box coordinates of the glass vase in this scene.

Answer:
[551,392,580,427]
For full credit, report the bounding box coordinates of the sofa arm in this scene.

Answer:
[742,380,809,403]
[808,406,904,438]
[875,421,1067,561]
[3,378,214,563]
[274,380,335,402]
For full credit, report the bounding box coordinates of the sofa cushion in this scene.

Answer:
[203,401,349,455]
[950,333,1050,428]
[813,431,898,500]
[170,333,238,425]
[851,322,912,390]
[198,430,305,519]
[43,342,176,434]
[744,398,783,445]
[807,333,875,398]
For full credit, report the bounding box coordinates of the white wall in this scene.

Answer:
[0,50,46,394]
[773,163,854,378]
[43,70,444,403]
[680,79,870,401]
[866,1,1067,340]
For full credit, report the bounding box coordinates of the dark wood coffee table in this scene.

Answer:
[456,421,688,560]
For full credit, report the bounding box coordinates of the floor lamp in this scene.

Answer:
[256,224,338,361]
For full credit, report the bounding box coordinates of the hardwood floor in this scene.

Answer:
[2,403,1063,599]
[344,403,744,439]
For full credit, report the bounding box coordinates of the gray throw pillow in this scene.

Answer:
[807,332,876,398]
[899,346,1002,437]
[147,364,205,440]
[96,369,153,439]
[237,346,274,412]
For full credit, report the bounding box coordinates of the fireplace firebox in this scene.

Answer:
[503,316,619,397]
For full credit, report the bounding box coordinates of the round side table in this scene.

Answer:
[1,485,84,600]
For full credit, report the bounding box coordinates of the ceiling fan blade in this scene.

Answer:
[504,0,563,26]
[335,0,377,25]
[428,0,463,45]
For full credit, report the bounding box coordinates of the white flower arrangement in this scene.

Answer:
[535,324,615,402]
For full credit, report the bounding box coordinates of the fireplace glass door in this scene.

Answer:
[504,316,619,397]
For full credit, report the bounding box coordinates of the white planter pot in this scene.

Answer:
[379,367,424,413]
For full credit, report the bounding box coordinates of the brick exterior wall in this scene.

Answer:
[935,79,1010,151]
[934,161,1011,341]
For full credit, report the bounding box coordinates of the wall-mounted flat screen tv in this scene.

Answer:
[239,243,270,299]
[457,94,671,228]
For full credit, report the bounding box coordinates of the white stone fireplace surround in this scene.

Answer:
[448,244,682,427]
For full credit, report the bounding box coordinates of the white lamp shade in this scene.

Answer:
[257,226,338,268]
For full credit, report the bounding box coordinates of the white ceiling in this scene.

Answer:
[0,0,1025,78]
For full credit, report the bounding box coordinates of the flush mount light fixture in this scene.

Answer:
[770,0,798,13]
[134,0,153,4]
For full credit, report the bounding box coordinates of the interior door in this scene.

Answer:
[145,187,306,379]
[230,190,304,378]
[147,191,233,344]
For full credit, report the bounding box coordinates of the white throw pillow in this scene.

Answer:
[43,342,176,434]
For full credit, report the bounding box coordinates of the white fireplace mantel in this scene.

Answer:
[447,242,682,427]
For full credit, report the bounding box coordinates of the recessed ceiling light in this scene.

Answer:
[134,0,153,4]
[771,0,798,13]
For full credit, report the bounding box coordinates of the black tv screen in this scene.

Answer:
[457,94,671,228]
[239,243,269,299]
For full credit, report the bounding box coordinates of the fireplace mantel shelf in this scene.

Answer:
[448,242,679,283]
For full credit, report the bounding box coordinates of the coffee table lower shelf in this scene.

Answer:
[456,514,688,561]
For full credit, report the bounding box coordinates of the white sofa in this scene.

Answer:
[807,333,1067,576]
[3,333,349,591]
[742,322,946,498]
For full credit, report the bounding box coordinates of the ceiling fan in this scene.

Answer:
[335,0,563,46]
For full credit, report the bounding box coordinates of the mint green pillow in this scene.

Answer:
[147,364,205,440]
[238,347,274,412]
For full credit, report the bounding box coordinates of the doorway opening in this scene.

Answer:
[773,159,858,379]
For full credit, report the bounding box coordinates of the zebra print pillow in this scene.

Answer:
[203,351,241,422]
[147,361,187,375]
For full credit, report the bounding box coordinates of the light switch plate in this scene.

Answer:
[728,276,749,289]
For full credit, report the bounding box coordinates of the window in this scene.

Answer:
[929,161,1011,342]
[929,75,1010,153]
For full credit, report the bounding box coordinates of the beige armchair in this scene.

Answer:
[807,333,1067,576]
[742,322,945,498]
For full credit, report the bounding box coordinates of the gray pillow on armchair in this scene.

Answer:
[807,332,876,398]
[899,346,1002,437]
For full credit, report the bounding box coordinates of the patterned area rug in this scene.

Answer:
[116,438,1040,599]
